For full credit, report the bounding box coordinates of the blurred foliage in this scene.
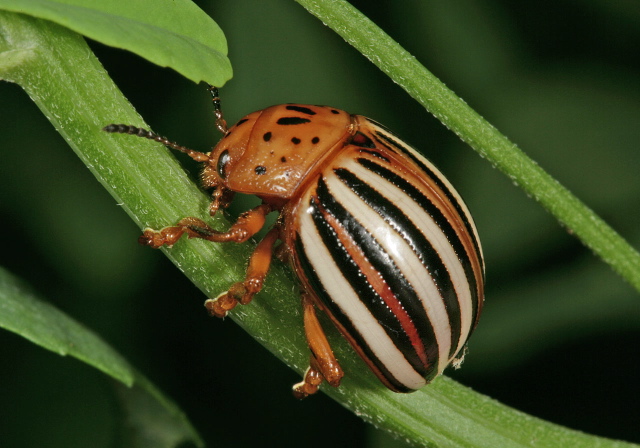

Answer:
[0,0,231,85]
[1,0,639,447]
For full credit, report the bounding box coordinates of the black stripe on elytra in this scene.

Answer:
[373,129,484,276]
[357,157,479,352]
[364,117,393,134]
[285,105,317,115]
[277,117,311,125]
[349,131,390,162]
[335,166,462,358]
[316,177,438,379]
[296,200,412,392]
[358,149,390,162]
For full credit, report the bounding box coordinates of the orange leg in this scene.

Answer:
[208,187,235,216]
[139,204,272,248]
[205,227,280,318]
[293,356,326,400]
[292,294,344,399]
[273,240,291,263]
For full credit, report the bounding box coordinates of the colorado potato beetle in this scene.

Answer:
[104,87,485,398]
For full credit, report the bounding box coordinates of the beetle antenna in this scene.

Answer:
[208,85,228,135]
[102,124,210,162]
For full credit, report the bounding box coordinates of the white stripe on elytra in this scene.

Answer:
[371,124,484,271]
[349,159,475,360]
[325,168,453,370]
[298,193,427,390]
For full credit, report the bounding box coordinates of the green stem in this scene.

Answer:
[295,0,640,292]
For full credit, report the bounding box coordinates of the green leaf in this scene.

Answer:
[0,266,132,384]
[0,266,203,447]
[0,0,231,85]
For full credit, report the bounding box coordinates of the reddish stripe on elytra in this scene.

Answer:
[322,209,429,369]
[378,287,428,369]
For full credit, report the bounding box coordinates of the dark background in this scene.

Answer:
[1,0,639,446]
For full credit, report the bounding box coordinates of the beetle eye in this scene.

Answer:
[217,150,230,179]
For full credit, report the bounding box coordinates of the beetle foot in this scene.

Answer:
[138,228,176,248]
[291,355,341,399]
[292,365,323,399]
[204,293,238,318]
[138,220,210,249]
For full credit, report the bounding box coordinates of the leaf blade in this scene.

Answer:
[0,0,231,85]
[0,266,203,447]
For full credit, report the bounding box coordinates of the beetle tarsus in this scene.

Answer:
[205,293,238,318]
[292,355,339,399]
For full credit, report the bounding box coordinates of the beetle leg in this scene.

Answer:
[209,187,235,216]
[273,240,290,263]
[292,356,325,400]
[292,294,344,399]
[204,227,280,318]
[139,204,272,248]
[200,203,272,243]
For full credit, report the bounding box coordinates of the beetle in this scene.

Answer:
[104,87,485,398]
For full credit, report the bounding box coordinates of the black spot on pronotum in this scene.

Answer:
[312,137,320,144]
[236,118,249,127]
[217,150,230,179]
[263,132,272,142]
[285,105,316,115]
[281,156,287,163]
[292,137,301,144]
[255,165,267,175]
[330,109,340,114]
[277,117,311,125]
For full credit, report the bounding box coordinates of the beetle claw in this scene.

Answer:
[139,228,172,248]
[292,364,323,400]
[205,293,238,318]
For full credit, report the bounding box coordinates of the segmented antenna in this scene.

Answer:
[208,85,228,135]
[102,124,210,162]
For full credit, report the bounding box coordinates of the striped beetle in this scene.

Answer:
[104,87,485,398]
